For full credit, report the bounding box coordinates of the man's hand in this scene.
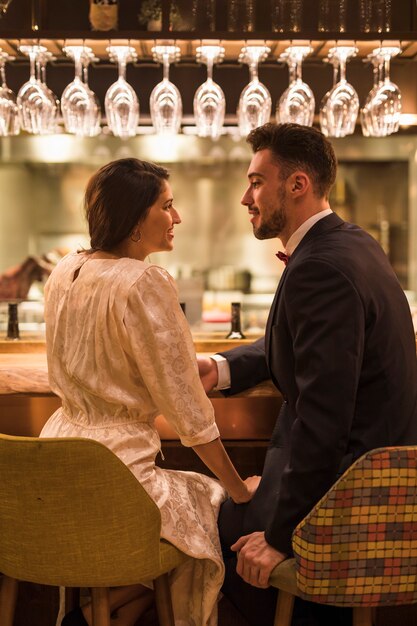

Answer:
[231,531,286,588]
[197,356,219,392]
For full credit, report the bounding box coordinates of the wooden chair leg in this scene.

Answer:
[353,606,373,626]
[91,587,111,626]
[154,573,175,626]
[273,590,295,626]
[65,587,80,613]
[0,575,19,626]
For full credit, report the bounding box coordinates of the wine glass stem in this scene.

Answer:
[249,59,258,81]
[372,61,379,87]
[74,53,83,81]
[207,57,213,81]
[378,59,384,83]
[163,54,170,81]
[0,61,6,87]
[384,56,391,82]
[35,58,43,82]
[118,58,127,80]
[28,51,37,81]
[295,58,302,81]
[332,62,339,86]
[288,59,296,83]
[339,57,346,82]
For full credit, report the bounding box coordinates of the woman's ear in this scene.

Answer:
[130,227,142,243]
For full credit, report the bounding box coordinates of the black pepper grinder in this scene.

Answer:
[226,302,246,339]
[7,302,20,340]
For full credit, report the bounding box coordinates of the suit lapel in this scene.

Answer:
[265,212,345,366]
[265,267,289,362]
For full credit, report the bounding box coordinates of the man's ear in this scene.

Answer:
[289,172,309,195]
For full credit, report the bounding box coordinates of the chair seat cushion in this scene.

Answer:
[269,558,299,596]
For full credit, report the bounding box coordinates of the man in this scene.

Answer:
[199,123,417,625]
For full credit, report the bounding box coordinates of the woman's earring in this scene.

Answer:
[130,230,142,243]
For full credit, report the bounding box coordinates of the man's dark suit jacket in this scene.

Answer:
[220,212,417,555]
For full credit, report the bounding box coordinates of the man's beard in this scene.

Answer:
[253,188,287,240]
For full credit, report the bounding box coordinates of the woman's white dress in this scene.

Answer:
[40,252,227,626]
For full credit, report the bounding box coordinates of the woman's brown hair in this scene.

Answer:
[84,158,169,251]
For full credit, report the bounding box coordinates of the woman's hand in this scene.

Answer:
[192,439,260,505]
[230,475,261,504]
[245,474,261,497]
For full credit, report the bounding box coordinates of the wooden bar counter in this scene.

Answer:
[0,333,281,448]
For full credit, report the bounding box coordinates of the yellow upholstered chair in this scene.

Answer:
[270,446,417,626]
[0,434,189,626]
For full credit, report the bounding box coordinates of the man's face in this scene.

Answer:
[241,149,288,240]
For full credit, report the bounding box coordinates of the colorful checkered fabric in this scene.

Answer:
[292,447,417,607]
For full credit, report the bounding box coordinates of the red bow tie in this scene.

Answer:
[276,251,289,266]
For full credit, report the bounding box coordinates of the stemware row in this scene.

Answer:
[0,43,402,139]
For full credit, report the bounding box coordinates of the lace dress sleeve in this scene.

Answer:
[124,265,219,447]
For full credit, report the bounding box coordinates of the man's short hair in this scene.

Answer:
[247,123,337,199]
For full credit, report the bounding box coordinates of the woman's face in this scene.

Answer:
[138,180,181,258]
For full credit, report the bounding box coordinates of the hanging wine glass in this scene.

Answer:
[150,45,182,135]
[35,49,59,134]
[237,45,271,138]
[61,45,101,137]
[82,49,102,136]
[17,45,58,135]
[276,45,314,126]
[319,46,359,138]
[319,54,339,137]
[105,46,139,139]
[194,44,225,139]
[0,51,20,136]
[360,51,382,137]
[366,45,401,137]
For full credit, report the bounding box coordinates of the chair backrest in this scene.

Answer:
[0,434,166,587]
[292,446,417,607]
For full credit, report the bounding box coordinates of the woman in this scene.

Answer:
[40,158,258,626]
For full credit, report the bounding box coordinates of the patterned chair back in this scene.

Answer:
[292,446,417,607]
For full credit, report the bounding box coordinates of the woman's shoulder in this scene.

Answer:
[49,251,82,278]
[141,263,174,282]
[128,262,177,297]
[57,250,80,264]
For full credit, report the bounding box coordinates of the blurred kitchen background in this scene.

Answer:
[0,132,416,336]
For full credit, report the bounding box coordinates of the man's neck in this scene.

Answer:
[280,199,331,248]
[281,206,333,254]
